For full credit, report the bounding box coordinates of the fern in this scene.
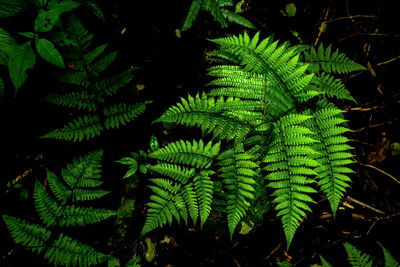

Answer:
[182,0,255,31]
[42,15,149,142]
[344,242,373,267]
[136,32,365,248]
[378,242,400,267]
[304,43,367,74]
[3,150,116,266]
[304,104,354,216]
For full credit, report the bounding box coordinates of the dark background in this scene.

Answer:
[1,0,399,266]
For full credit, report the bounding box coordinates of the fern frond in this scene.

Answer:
[47,169,71,203]
[2,215,51,254]
[104,102,149,130]
[155,93,252,141]
[304,44,367,74]
[343,242,373,267]
[59,205,116,227]
[45,233,110,266]
[194,170,214,228]
[34,180,62,227]
[217,143,258,238]
[220,9,255,29]
[67,15,93,51]
[310,72,357,102]
[41,114,103,141]
[304,107,353,216]
[89,50,119,76]
[319,255,333,267]
[83,43,108,65]
[93,69,134,97]
[378,242,400,267]
[45,91,100,111]
[55,70,90,87]
[148,139,220,168]
[182,0,202,31]
[209,32,316,110]
[263,114,319,248]
[202,0,228,28]
[149,163,195,183]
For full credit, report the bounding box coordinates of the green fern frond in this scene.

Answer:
[378,242,400,267]
[155,93,252,141]
[150,163,195,183]
[83,43,108,65]
[310,72,357,102]
[41,114,103,142]
[202,0,228,28]
[45,233,110,266]
[195,170,214,228]
[304,43,367,74]
[304,107,353,216]
[216,143,258,238]
[93,69,134,97]
[263,114,319,248]
[67,15,93,51]
[2,215,51,254]
[104,102,149,130]
[220,9,255,29]
[88,50,119,76]
[319,255,333,267]
[55,70,90,87]
[34,180,62,227]
[45,91,100,111]
[148,139,220,168]
[343,242,373,267]
[58,205,116,227]
[47,169,71,203]
[182,0,202,31]
[209,32,316,111]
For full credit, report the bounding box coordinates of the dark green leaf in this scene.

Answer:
[0,0,29,17]
[85,1,105,21]
[0,27,18,65]
[18,32,35,39]
[34,1,80,32]
[150,135,159,152]
[35,38,64,68]
[8,42,36,91]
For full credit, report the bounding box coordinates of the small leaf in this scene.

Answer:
[8,42,36,91]
[116,157,137,165]
[239,221,254,235]
[285,3,297,17]
[144,237,156,262]
[18,32,35,39]
[140,164,148,174]
[150,134,159,152]
[36,38,64,68]
[85,1,105,21]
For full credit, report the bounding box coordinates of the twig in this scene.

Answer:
[356,160,400,185]
[353,120,395,132]
[346,196,386,216]
[326,15,378,23]
[366,212,400,235]
[338,33,389,42]
[264,242,282,260]
[377,55,400,66]
[314,7,330,47]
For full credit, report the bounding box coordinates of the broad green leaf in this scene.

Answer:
[35,38,64,68]
[0,27,18,65]
[34,1,80,32]
[285,3,297,17]
[0,0,29,17]
[144,237,156,262]
[8,42,36,91]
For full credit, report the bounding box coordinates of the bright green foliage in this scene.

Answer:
[305,43,367,74]
[304,105,354,216]
[3,150,116,266]
[42,16,149,142]
[217,143,258,237]
[182,0,255,31]
[344,242,373,267]
[141,139,221,236]
[379,242,400,267]
[263,114,319,247]
[320,255,333,267]
[138,32,364,248]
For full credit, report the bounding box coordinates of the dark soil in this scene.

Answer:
[1,0,399,266]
